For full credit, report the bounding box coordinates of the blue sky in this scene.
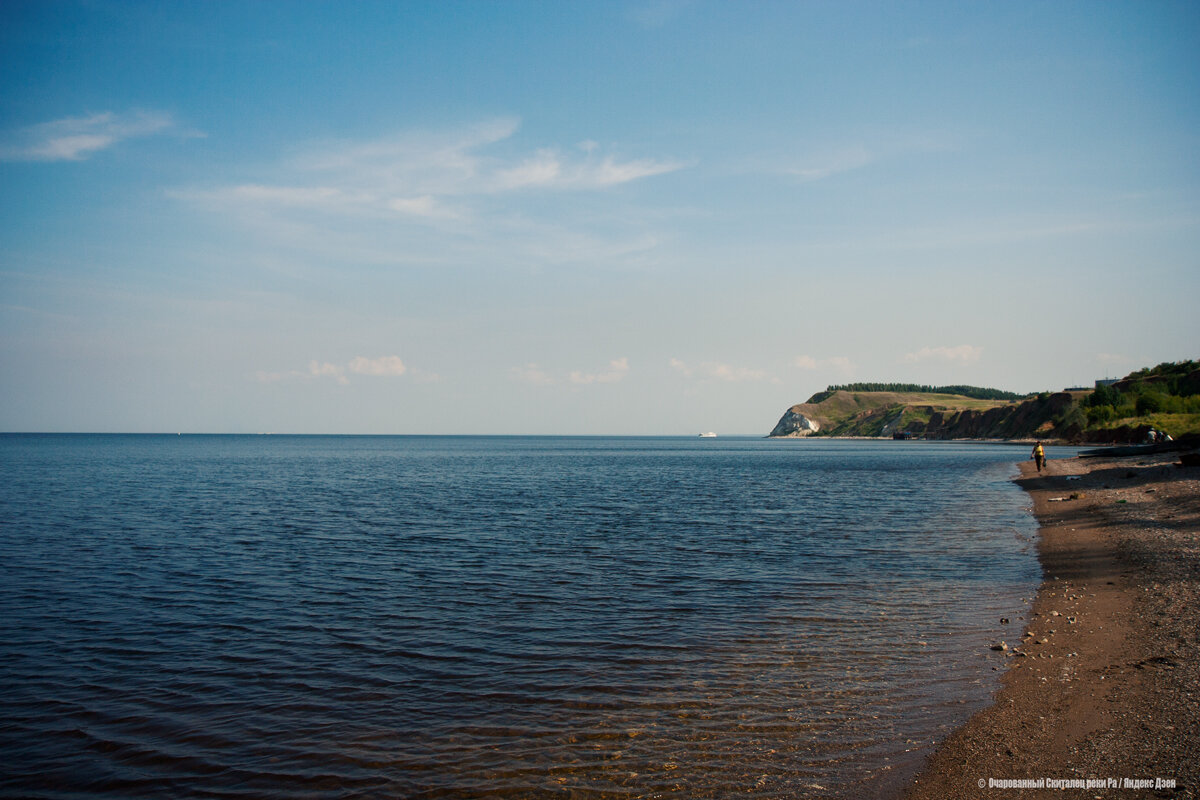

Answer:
[2,0,1198,434]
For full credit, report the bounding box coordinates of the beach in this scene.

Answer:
[904,450,1200,799]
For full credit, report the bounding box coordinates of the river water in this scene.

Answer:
[0,435,1061,798]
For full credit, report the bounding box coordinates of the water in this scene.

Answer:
[0,435,1057,798]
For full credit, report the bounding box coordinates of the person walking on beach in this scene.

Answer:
[1032,441,1045,473]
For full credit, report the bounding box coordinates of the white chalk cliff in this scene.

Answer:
[768,408,821,437]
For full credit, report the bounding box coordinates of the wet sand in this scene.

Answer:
[904,450,1200,799]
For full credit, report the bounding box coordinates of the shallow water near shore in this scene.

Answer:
[0,435,1070,798]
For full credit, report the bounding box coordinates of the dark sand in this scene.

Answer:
[903,450,1200,799]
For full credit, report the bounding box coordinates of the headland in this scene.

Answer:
[767,361,1200,442]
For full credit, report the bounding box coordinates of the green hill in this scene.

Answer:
[768,389,1058,439]
[768,361,1200,442]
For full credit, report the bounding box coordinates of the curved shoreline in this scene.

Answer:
[901,452,1200,798]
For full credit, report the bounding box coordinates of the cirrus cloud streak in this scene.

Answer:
[0,110,181,162]
[183,118,684,221]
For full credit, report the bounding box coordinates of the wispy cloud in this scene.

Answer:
[748,130,961,184]
[785,146,874,182]
[570,357,630,385]
[794,354,856,373]
[511,363,558,386]
[257,355,411,385]
[308,360,349,385]
[388,194,458,219]
[348,355,407,376]
[229,184,360,207]
[670,358,778,383]
[0,111,179,162]
[902,345,982,364]
[513,358,631,387]
[492,149,681,191]
[187,118,684,219]
[171,118,684,277]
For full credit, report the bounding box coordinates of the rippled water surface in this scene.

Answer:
[0,435,1051,798]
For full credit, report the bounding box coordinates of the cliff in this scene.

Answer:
[768,390,1085,440]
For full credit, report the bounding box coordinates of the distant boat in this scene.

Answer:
[699,432,717,438]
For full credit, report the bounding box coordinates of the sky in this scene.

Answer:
[1,0,1198,434]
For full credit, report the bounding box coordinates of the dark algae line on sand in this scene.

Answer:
[0,435,1065,798]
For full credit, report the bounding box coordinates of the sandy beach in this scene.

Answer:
[904,449,1200,799]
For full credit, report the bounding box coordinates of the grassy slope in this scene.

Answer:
[797,391,1010,417]
[789,391,1013,435]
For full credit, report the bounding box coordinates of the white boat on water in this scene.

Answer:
[698,432,717,438]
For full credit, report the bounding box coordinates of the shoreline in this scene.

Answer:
[901,451,1199,798]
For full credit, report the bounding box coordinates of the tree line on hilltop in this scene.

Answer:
[825,383,1028,401]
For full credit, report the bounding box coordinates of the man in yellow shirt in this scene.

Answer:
[1032,441,1045,473]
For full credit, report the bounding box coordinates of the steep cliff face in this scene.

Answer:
[917,393,1076,439]
[769,408,821,437]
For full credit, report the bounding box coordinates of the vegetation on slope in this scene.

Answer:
[1081,360,1200,440]
[770,360,1200,442]
[773,391,1017,438]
